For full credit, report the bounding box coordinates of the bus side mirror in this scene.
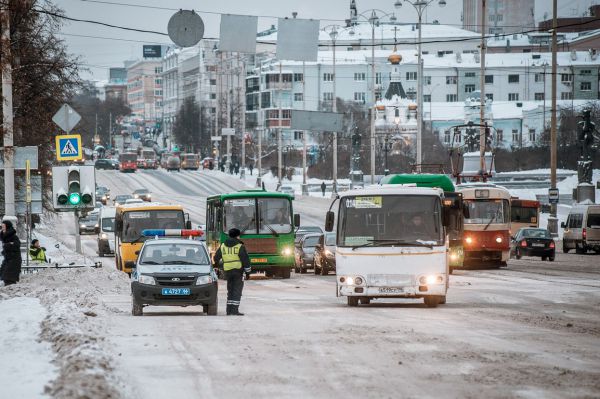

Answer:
[186,220,192,230]
[463,204,470,219]
[325,211,335,232]
[294,214,300,227]
[560,222,566,228]
[442,209,451,227]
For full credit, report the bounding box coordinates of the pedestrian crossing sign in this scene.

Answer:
[55,134,83,161]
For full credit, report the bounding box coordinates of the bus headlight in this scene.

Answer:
[465,236,474,245]
[495,236,503,244]
[340,276,364,286]
[101,233,108,239]
[419,275,444,285]
[138,275,156,285]
[281,247,293,256]
[196,275,213,285]
[346,277,355,285]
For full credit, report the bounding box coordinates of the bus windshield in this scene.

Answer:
[511,205,538,224]
[338,195,443,247]
[121,210,185,243]
[465,199,510,224]
[224,197,292,235]
[142,151,155,159]
[119,153,137,162]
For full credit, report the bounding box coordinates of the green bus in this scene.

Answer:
[380,174,465,270]
[206,190,299,279]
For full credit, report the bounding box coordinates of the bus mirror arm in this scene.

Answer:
[325,211,335,232]
[463,204,470,219]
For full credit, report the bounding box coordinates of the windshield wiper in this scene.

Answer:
[240,218,255,234]
[260,220,279,237]
[351,239,435,250]
[163,260,194,265]
[140,261,159,265]
[484,209,501,231]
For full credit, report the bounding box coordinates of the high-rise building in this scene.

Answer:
[463,0,535,34]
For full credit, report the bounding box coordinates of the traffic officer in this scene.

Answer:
[213,228,251,316]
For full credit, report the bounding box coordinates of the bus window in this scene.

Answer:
[102,217,115,232]
[121,210,184,243]
[224,199,257,234]
[258,198,292,234]
[464,200,509,224]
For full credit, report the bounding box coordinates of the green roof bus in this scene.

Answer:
[380,174,465,270]
[206,190,299,279]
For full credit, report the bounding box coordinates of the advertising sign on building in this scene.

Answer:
[143,45,162,58]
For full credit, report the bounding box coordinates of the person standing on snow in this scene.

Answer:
[213,228,251,316]
[0,220,22,286]
[29,239,48,263]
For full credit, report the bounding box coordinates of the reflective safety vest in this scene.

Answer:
[220,243,242,271]
[29,248,46,263]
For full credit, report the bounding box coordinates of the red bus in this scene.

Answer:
[119,152,138,173]
[510,198,540,235]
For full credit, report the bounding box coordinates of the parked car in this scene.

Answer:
[113,194,133,206]
[314,232,337,275]
[562,204,600,254]
[510,228,555,261]
[294,233,321,274]
[278,185,295,195]
[95,159,118,170]
[295,225,324,245]
[79,214,99,235]
[132,188,152,202]
[166,155,181,172]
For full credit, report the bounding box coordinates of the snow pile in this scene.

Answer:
[0,297,56,398]
[0,266,131,398]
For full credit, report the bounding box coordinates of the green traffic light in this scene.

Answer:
[69,192,81,205]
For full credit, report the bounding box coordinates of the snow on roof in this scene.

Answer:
[339,185,442,198]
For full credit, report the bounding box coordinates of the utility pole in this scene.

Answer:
[370,17,376,184]
[302,61,308,195]
[332,30,338,196]
[1,5,16,217]
[549,0,559,236]
[479,0,487,177]
[277,61,283,188]
[109,112,112,150]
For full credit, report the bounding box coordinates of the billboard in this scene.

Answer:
[143,45,162,58]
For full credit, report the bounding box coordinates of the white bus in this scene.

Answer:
[325,185,452,308]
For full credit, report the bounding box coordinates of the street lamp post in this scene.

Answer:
[395,0,446,172]
[379,135,393,174]
[323,25,342,195]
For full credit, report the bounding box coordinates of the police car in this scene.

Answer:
[130,229,218,316]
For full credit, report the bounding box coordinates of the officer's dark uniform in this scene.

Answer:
[213,228,251,316]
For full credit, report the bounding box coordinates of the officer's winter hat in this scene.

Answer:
[228,228,241,238]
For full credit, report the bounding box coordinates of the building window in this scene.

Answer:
[444,130,451,144]
[282,109,291,119]
[508,74,520,83]
[513,129,519,144]
[294,93,303,101]
[210,93,216,100]
[261,92,271,108]
[354,92,366,102]
[154,67,163,74]
[508,93,519,101]
[424,94,431,102]
[155,78,162,85]
[210,79,217,86]
[407,89,416,100]
[497,129,503,143]
[486,93,494,100]
[485,75,493,84]
[534,73,544,82]
[534,93,545,100]
[465,72,476,78]
[580,69,592,75]
[580,81,592,91]
[446,76,457,84]
[323,73,334,82]
[465,84,476,93]
[406,72,417,81]
[323,92,333,101]
[446,94,458,102]
[376,72,382,84]
[424,76,432,85]
[294,73,303,82]
[529,129,536,142]
[294,131,303,140]
[561,91,573,100]
[354,72,366,81]
[561,73,572,82]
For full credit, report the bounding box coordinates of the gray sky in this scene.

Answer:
[52,0,594,80]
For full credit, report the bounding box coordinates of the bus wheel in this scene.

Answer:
[576,245,585,254]
[424,296,439,308]
[562,240,570,253]
[438,296,447,304]
[132,299,143,316]
[280,268,291,279]
[449,267,454,275]
[347,297,359,307]
[360,297,370,305]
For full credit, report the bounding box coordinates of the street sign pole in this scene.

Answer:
[74,209,81,254]
[26,160,31,267]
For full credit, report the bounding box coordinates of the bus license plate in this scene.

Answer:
[379,287,403,294]
[161,288,191,296]
[251,258,268,263]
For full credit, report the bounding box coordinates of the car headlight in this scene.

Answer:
[281,246,293,256]
[101,233,108,239]
[196,275,213,285]
[95,224,99,228]
[138,275,156,285]
[80,224,85,228]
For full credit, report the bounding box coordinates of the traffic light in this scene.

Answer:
[52,165,96,210]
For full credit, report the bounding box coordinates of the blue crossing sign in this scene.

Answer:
[55,134,83,161]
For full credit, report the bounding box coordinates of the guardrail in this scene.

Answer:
[21,262,103,275]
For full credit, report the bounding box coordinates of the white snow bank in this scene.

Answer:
[0,297,56,399]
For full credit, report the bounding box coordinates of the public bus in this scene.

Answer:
[325,185,452,307]
[456,184,512,266]
[114,203,191,274]
[205,190,299,279]
[510,198,540,234]
[181,153,200,170]
[119,152,138,173]
[380,174,466,270]
[139,149,157,169]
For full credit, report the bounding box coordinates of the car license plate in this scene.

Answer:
[379,287,403,294]
[532,243,545,247]
[251,258,268,263]
[161,288,191,296]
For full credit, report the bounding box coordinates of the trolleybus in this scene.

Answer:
[119,152,138,173]
[510,198,540,234]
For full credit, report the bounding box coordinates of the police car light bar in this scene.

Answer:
[142,229,204,237]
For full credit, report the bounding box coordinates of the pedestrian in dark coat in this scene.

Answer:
[0,220,22,285]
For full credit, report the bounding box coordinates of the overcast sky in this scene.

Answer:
[52,0,596,80]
